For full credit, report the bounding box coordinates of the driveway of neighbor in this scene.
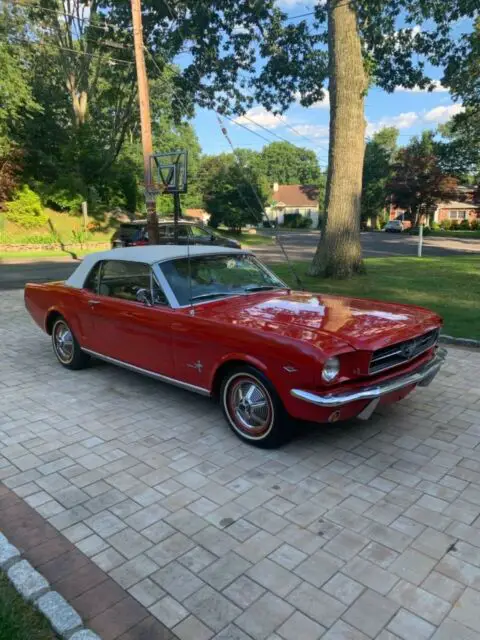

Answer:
[2,288,480,640]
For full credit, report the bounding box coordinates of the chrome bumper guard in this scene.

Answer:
[291,347,447,408]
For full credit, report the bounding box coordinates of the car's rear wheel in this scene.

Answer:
[220,366,292,448]
[52,317,90,370]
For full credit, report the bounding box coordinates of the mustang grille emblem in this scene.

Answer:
[402,341,416,359]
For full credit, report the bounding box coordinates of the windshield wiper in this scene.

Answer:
[243,285,283,292]
[190,292,239,301]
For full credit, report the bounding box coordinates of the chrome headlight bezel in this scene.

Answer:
[321,356,340,383]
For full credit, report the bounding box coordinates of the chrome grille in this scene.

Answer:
[369,329,439,375]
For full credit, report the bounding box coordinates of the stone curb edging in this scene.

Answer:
[0,531,101,640]
[440,334,480,349]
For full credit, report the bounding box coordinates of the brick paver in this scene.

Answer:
[1,288,480,638]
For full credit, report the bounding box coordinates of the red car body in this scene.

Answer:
[24,246,446,433]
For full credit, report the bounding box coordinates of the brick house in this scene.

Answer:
[266,183,320,226]
[433,200,480,224]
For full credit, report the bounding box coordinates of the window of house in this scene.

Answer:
[448,210,468,220]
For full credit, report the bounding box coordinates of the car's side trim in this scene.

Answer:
[82,349,211,397]
[290,348,447,408]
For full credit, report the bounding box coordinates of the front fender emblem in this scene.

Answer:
[283,365,298,373]
[187,360,203,373]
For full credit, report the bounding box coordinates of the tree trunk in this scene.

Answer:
[308,0,368,278]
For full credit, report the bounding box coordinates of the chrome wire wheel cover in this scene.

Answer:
[225,374,274,440]
[53,321,74,364]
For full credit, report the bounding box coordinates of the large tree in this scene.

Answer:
[200,153,270,231]
[260,142,321,185]
[361,127,398,227]
[388,131,458,224]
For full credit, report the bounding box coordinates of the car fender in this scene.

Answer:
[208,352,270,390]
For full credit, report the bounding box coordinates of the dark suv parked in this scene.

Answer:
[111,219,241,249]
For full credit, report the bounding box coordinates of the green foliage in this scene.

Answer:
[260,142,321,185]
[471,219,479,231]
[5,186,48,228]
[361,127,398,223]
[388,132,459,224]
[202,154,269,231]
[42,176,85,213]
[282,213,313,229]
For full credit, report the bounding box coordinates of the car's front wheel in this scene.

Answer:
[52,317,90,370]
[220,366,292,448]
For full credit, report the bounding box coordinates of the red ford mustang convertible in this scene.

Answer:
[24,246,446,447]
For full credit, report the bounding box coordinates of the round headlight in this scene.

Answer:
[322,357,340,382]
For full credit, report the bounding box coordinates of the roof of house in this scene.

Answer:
[65,246,246,288]
[185,208,209,218]
[272,185,319,208]
[438,200,480,210]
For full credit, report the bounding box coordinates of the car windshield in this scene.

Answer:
[160,254,286,306]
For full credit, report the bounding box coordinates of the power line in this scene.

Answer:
[5,36,135,64]
[6,0,111,30]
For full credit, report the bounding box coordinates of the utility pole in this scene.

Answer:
[130,0,159,244]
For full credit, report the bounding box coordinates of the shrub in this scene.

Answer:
[44,176,84,213]
[431,221,441,231]
[283,213,312,228]
[297,216,313,228]
[450,220,460,231]
[5,186,49,229]
[459,218,471,230]
[471,218,479,231]
[440,219,452,230]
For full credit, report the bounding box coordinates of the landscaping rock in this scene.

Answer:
[0,535,20,569]
[7,560,49,601]
[69,630,103,640]
[36,591,82,637]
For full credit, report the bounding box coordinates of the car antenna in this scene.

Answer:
[216,115,304,291]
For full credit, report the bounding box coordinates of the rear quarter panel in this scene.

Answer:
[24,282,82,336]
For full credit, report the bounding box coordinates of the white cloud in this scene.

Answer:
[234,106,286,129]
[424,104,465,123]
[367,111,420,135]
[395,80,448,93]
[290,123,329,139]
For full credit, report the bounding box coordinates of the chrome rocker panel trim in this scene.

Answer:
[82,349,211,397]
[291,348,447,408]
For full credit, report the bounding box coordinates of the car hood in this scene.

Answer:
[203,290,441,352]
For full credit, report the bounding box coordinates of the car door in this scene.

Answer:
[86,260,176,377]
[165,225,190,245]
[190,225,214,246]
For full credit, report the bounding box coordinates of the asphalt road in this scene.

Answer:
[1,231,480,290]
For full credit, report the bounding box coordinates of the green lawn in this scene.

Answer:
[216,230,274,247]
[270,256,480,340]
[0,572,57,640]
[428,230,480,239]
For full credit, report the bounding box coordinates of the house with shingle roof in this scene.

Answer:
[266,183,320,226]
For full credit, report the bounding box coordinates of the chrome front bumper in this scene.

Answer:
[291,348,447,408]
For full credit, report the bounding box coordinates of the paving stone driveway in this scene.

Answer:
[2,289,480,640]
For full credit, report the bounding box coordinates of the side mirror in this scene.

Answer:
[136,288,152,306]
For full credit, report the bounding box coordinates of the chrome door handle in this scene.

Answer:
[88,300,101,306]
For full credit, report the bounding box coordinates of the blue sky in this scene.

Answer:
[183,0,467,165]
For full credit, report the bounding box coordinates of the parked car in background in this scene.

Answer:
[24,245,446,448]
[111,219,241,249]
[385,220,404,233]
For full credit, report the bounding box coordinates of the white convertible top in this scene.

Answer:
[65,245,247,289]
